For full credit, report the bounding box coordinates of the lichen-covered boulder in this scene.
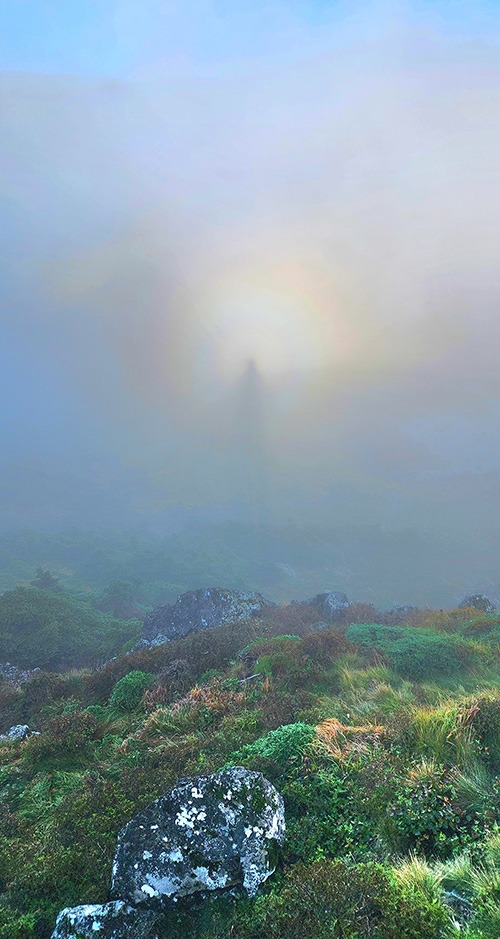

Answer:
[51,900,157,939]
[111,767,285,906]
[142,587,275,645]
[459,594,497,614]
[296,590,350,622]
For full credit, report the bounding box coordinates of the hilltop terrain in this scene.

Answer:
[2,586,500,936]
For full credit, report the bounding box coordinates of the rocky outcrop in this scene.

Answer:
[111,767,285,906]
[142,588,275,645]
[459,594,497,614]
[0,662,40,686]
[296,590,350,622]
[51,901,157,939]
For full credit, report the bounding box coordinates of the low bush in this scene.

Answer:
[108,671,154,711]
[346,623,463,679]
[229,722,315,768]
[240,859,455,939]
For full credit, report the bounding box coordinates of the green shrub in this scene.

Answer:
[346,623,462,679]
[384,761,488,858]
[0,907,36,939]
[229,722,315,767]
[241,860,454,939]
[85,704,108,722]
[346,624,406,645]
[109,671,154,711]
[468,900,500,939]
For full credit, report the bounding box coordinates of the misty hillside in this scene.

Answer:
[0,523,498,618]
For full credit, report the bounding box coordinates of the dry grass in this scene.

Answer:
[316,716,385,760]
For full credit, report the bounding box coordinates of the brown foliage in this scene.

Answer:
[258,690,298,730]
[301,629,353,661]
[316,717,385,760]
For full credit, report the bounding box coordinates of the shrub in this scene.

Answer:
[387,633,460,679]
[384,761,487,858]
[241,860,455,939]
[0,907,36,939]
[346,623,462,679]
[468,899,500,939]
[229,722,315,768]
[109,671,154,711]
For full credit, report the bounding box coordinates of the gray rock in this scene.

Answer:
[296,590,350,622]
[0,662,40,686]
[51,900,157,939]
[459,594,497,614]
[0,724,38,742]
[142,587,275,645]
[390,605,420,616]
[111,766,285,906]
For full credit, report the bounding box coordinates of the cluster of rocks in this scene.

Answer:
[0,661,40,686]
[52,767,285,939]
[139,586,353,649]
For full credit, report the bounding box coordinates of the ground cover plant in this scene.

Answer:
[2,601,500,936]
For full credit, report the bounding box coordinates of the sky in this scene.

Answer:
[2,0,500,537]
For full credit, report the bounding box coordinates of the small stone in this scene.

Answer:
[51,900,157,939]
[0,724,38,742]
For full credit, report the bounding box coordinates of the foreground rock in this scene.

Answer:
[52,900,157,939]
[111,766,285,905]
[142,587,275,645]
[459,594,497,614]
[296,590,350,622]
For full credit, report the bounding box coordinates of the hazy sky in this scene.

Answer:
[2,1,500,531]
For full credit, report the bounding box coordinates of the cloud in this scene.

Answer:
[1,1,500,527]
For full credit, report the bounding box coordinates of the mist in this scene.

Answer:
[2,1,500,602]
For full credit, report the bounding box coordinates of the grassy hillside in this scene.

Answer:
[2,602,500,936]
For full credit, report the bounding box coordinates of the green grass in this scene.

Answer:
[2,601,500,936]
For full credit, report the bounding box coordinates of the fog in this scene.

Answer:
[2,1,500,600]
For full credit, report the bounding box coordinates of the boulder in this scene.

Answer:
[111,766,285,906]
[142,588,275,645]
[296,590,350,622]
[51,900,157,939]
[459,594,497,614]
